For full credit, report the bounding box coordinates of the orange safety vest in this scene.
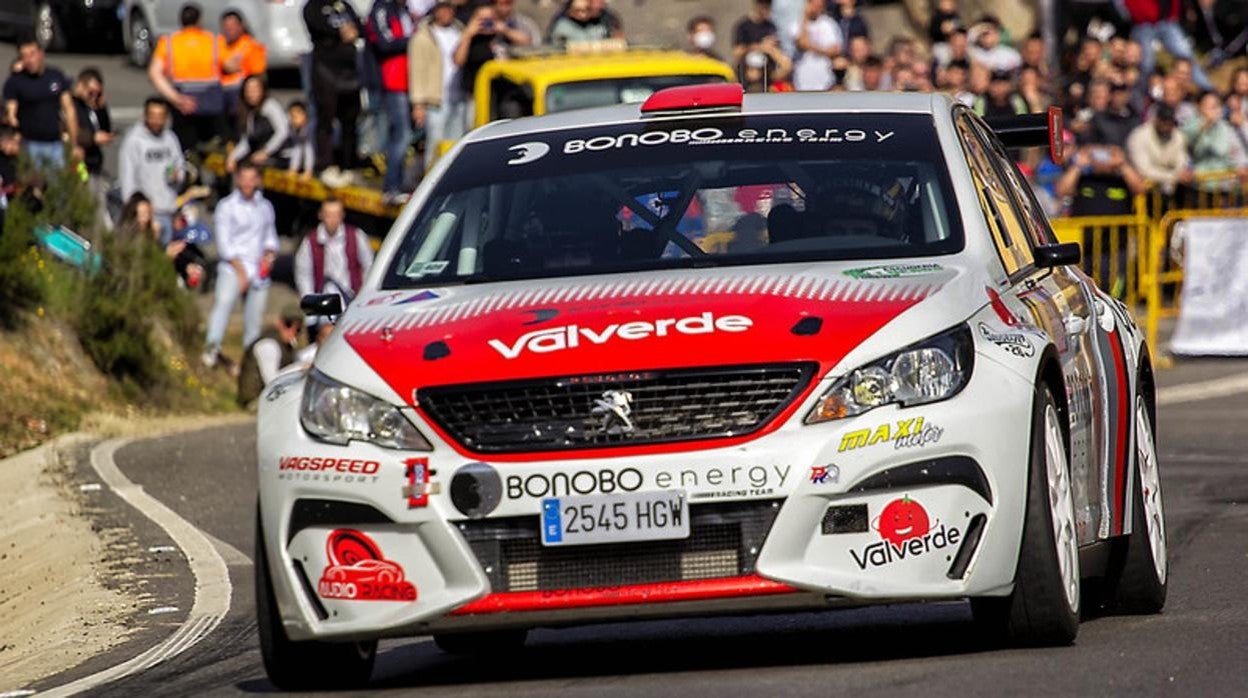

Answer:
[222,33,268,90]
[155,27,224,85]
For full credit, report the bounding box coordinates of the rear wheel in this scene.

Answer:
[434,629,528,655]
[1104,394,1167,612]
[255,511,377,690]
[972,385,1080,646]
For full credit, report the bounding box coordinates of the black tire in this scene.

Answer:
[971,385,1080,646]
[255,511,377,690]
[127,10,152,67]
[1104,394,1167,613]
[434,629,528,655]
[34,2,66,53]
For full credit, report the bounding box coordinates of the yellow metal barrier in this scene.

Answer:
[1051,213,1149,308]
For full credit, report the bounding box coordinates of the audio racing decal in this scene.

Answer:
[318,529,417,602]
[977,322,1036,358]
[838,417,944,452]
[488,312,752,359]
[504,464,793,501]
[850,496,962,570]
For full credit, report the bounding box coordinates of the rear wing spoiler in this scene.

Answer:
[983,106,1064,164]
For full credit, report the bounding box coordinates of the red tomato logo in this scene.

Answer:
[877,496,931,550]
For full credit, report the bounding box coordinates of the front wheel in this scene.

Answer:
[255,510,377,690]
[34,2,66,53]
[972,384,1080,646]
[127,10,152,67]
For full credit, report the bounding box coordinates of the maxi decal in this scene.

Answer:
[838,418,944,452]
[977,322,1036,357]
[850,496,962,570]
[504,464,793,500]
[317,529,417,602]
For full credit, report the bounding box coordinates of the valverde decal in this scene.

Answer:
[977,322,1036,357]
[843,263,943,279]
[850,496,962,570]
[838,418,944,452]
[277,456,381,484]
[342,272,941,410]
[318,529,417,602]
[504,464,793,500]
[488,312,752,359]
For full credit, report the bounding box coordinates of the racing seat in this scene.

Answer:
[767,203,806,244]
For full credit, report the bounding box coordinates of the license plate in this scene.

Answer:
[541,490,689,546]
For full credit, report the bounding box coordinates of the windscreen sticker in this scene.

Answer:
[404,260,449,278]
[561,127,896,154]
[843,263,943,279]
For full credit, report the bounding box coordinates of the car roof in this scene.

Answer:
[465,91,956,143]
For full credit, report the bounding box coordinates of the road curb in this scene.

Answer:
[36,436,235,697]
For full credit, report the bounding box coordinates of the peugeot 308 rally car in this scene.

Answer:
[255,85,1167,689]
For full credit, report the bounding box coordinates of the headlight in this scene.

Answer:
[806,324,974,423]
[300,369,433,450]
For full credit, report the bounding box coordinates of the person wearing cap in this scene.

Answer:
[974,69,1028,118]
[236,305,304,409]
[967,15,1021,73]
[1126,102,1191,197]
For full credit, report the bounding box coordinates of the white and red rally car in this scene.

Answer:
[255,85,1167,689]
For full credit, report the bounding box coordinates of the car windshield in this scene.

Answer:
[545,75,729,113]
[383,113,962,288]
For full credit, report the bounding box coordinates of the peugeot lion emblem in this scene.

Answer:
[591,390,635,435]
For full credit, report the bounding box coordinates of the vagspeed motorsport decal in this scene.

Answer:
[488,312,752,359]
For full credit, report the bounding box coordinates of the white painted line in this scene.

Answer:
[1156,372,1248,406]
[37,438,232,698]
[0,690,38,697]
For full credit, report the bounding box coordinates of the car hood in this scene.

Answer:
[338,263,966,403]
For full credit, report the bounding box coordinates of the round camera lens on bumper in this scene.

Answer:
[450,462,502,519]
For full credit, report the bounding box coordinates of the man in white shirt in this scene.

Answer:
[790,0,842,92]
[203,162,279,368]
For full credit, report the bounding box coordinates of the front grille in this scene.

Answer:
[459,500,782,593]
[419,364,815,453]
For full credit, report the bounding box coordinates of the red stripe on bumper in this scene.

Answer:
[450,575,800,615]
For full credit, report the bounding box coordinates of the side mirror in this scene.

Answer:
[1034,242,1081,269]
[301,293,344,318]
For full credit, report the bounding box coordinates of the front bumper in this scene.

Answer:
[257,348,1035,641]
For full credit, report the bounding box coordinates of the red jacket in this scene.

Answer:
[1122,0,1181,24]
[365,1,413,93]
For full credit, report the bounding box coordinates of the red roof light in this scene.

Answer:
[640,83,744,114]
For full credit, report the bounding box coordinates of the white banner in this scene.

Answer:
[1170,217,1248,356]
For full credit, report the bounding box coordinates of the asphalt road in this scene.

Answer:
[28,356,1248,697]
